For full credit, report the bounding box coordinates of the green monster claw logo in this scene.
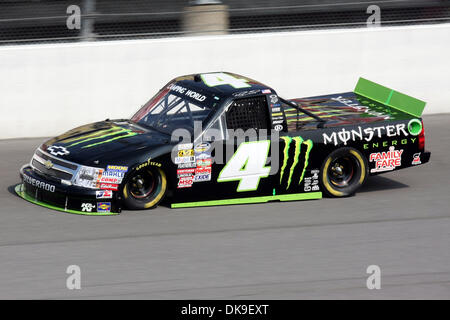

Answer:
[280,136,313,189]
[60,127,139,149]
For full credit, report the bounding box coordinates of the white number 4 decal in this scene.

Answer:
[201,72,251,89]
[218,141,271,192]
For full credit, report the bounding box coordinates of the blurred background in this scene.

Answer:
[1,0,450,45]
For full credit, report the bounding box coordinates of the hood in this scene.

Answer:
[42,120,170,167]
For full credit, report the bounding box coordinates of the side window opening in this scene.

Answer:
[225,96,270,131]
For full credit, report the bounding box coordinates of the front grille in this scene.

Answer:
[31,159,73,181]
[31,148,80,182]
[35,149,77,170]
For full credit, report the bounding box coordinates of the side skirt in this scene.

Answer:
[171,192,322,208]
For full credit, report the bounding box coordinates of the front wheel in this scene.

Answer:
[320,147,368,197]
[122,167,167,210]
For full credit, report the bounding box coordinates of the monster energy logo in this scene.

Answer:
[60,127,139,149]
[279,136,313,189]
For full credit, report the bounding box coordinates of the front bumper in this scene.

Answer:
[17,165,121,215]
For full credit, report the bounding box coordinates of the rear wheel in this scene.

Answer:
[320,147,368,197]
[122,167,167,210]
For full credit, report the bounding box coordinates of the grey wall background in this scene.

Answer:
[1,0,449,44]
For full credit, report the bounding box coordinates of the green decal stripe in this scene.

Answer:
[279,136,292,183]
[81,131,139,148]
[67,127,126,147]
[171,192,322,208]
[287,137,302,189]
[354,77,426,117]
[15,184,118,216]
[299,139,313,184]
[62,127,121,145]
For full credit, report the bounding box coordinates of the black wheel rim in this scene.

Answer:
[328,156,358,188]
[129,170,156,199]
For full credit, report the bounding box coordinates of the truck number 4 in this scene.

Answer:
[201,72,251,89]
[218,141,271,192]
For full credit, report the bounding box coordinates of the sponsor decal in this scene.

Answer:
[363,137,416,150]
[273,120,284,124]
[23,174,56,192]
[280,136,313,189]
[195,166,211,175]
[331,96,390,118]
[194,173,211,182]
[175,156,195,164]
[197,159,212,167]
[97,202,111,213]
[81,203,95,212]
[272,116,284,121]
[177,176,194,188]
[96,190,113,199]
[106,165,128,172]
[232,89,260,97]
[262,89,271,94]
[323,124,409,146]
[274,124,283,131]
[136,159,162,171]
[60,126,140,149]
[194,142,211,153]
[47,145,70,156]
[178,149,194,157]
[167,84,207,102]
[271,107,281,112]
[369,146,403,173]
[412,153,421,165]
[99,183,118,191]
[177,162,197,169]
[270,94,279,104]
[177,168,195,177]
[98,176,121,184]
[304,169,320,192]
[196,153,211,160]
[178,143,193,150]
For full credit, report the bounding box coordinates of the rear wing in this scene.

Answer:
[354,78,426,118]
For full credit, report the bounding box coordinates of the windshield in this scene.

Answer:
[131,84,212,135]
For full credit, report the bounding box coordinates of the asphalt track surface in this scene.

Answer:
[0,114,449,300]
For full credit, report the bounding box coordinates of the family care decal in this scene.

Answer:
[369,146,403,173]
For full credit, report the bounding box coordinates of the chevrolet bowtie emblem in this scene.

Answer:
[44,160,54,169]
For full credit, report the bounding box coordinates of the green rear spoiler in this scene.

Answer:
[354,77,426,118]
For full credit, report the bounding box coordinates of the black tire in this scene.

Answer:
[320,147,368,197]
[122,167,167,210]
